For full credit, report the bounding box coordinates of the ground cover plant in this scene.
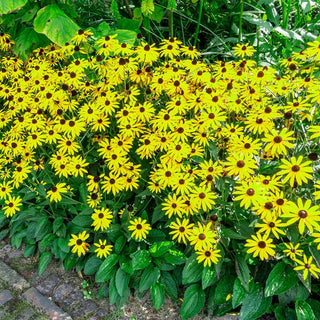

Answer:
[1,2,320,320]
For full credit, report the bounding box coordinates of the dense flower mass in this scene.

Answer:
[1,31,320,286]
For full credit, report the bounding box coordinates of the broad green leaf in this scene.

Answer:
[38,252,52,275]
[265,262,299,297]
[109,29,137,45]
[180,284,205,319]
[131,250,151,270]
[21,5,38,22]
[109,274,120,305]
[160,271,178,300]
[139,265,160,292]
[295,300,315,320]
[221,226,247,240]
[232,278,248,309]
[57,238,70,253]
[114,236,126,254]
[141,0,154,15]
[147,5,164,23]
[307,299,320,319]
[35,217,52,241]
[164,249,186,264]
[214,275,235,305]
[242,15,272,31]
[167,0,176,10]
[117,18,140,31]
[71,214,92,228]
[149,241,173,257]
[202,266,216,290]
[95,254,118,282]
[235,254,250,292]
[63,252,78,271]
[278,282,310,305]
[151,282,165,310]
[24,244,36,258]
[115,269,130,297]
[119,256,134,275]
[152,205,165,224]
[0,0,27,14]
[239,285,272,320]
[84,255,102,275]
[34,4,80,46]
[53,217,64,233]
[182,254,203,285]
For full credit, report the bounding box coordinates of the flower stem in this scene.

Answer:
[193,0,204,47]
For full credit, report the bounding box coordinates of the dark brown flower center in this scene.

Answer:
[136,224,142,230]
[273,136,282,143]
[198,233,206,240]
[179,226,185,232]
[237,160,245,168]
[246,188,255,196]
[298,210,307,218]
[258,241,266,248]
[291,165,300,172]
[76,239,83,245]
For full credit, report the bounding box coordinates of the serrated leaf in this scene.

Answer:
[180,284,205,319]
[38,252,52,275]
[182,254,203,285]
[265,262,298,297]
[164,249,186,264]
[34,4,80,46]
[0,0,27,14]
[295,300,315,320]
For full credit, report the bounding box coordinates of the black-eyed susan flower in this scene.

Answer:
[68,231,90,257]
[189,222,216,251]
[262,128,295,157]
[233,43,256,58]
[245,233,276,261]
[196,247,221,267]
[255,218,286,239]
[283,242,303,260]
[191,186,216,212]
[282,198,320,234]
[294,254,320,280]
[277,156,313,187]
[225,153,257,180]
[94,239,113,259]
[162,193,186,218]
[128,217,151,241]
[169,218,194,244]
[233,181,265,210]
[46,182,68,203]
[0,181,13,200]
[3,195,22,218]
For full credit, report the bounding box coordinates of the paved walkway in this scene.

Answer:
[0,239,239,320]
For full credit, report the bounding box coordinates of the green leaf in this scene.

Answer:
[242,15,272,31]
[114,236,126,254]
[35,217,52,241]
[149,241,173,258]
[239,284,272,320]
[221,226,247,240]
[63,253,78,271]
[214,275,235,305]
[307,299,320,319]
[265,262,299,297]
[235,254,250,292]
[180,284,205,319]
[232,278,248,309]
[0,0,27,14]
[117,18,140,31]
[57,238,70,253]
[131,250,151,271]
[151,282,165,310]
[34,4,80,46]
[95,254,118,282]
[21,5,38,22]
[164,249,186,265]
[139,265,160,292]
[84,255,102,275]
[141,0,154,15]
[53,217,64,233]
[119,257,134,275]
[295,300,315,320]
[38,252,52,275]
[36,184,46,198]
[278,282,310,305]
[115,269,130,297]
[202,266,216,290]
[182,254,203,285]
[109,274,120,305]
[167,0,176,10]
[160,271,178,300]
[24,244,36,258]
[147,5,164,23]
[72,215,92,228]
[109,29,137,45]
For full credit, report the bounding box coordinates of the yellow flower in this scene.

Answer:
[91,207,113,231]
[196,247,221,267]
[189,222,216,251]
[3,195,22,218]
[68,231,90,257]
[233,43,256,58]
[128,217,151,241]
[245,233,276,261]
[283,242,303,260]
[169,218,194,244]
[94,239,113,259]
[294,254,320,280]
[46,183,68,203]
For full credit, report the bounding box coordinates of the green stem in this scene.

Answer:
[239,0,244,42]
[168,10,174,38]
[193,0,204,47]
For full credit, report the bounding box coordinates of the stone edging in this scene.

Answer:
[0,260,72,320]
